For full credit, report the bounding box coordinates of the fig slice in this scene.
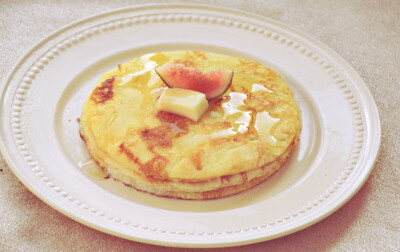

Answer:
[155,63,233,100]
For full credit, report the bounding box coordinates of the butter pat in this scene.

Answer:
[157,88,209,121]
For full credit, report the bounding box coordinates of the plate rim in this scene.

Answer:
[0,3,381,248]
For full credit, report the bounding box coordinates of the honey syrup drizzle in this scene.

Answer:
[219,83,280,144]
[78,159,108,180]
[118,53,169,88]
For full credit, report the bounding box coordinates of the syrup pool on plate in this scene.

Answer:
[78,159,108,180]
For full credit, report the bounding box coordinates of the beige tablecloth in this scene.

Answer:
[1,0,399,251]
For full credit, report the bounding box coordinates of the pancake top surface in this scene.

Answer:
[81,51,301,180]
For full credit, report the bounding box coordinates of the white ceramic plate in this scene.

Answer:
[0,4,380,248]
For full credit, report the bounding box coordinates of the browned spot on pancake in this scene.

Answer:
[142,155,169,177]
[210,137,233,146]
[245,95,275,112]
[201,121,232,135]
[241,172,248,182]
[119,143,169,177]
[260,164,266,172]
[267,70,279,78]
[240,86,275,111]
[240,86,250,94]
[282,130,293,136]
[91,77,114,103]
[220,175,230,184]
[141,125,173,149]
[191,51,207,60]
[119,143,141,164]
[260,79,277,90]
[255,143,265,166]
[191,150,205,171]
[79,132,86,142]
[238,59,262,72]
[143,176,170,184]
[248,108,257,127]
[141,112,195,151]
[157,111,194,131]
[215,121,231,129]
[182,51,208,62]
[173,59,195,68]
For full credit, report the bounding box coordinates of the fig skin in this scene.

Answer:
[155,63,233,100]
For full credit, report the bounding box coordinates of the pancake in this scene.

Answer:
[79,51,302,200]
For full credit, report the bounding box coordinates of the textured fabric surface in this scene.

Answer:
[1,0,399,251]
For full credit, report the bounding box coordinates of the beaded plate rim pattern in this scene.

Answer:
[0,4,380,248]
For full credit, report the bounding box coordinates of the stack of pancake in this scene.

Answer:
[79,51,302,200]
